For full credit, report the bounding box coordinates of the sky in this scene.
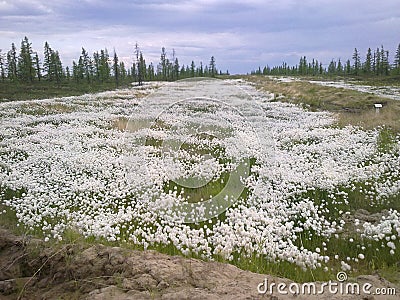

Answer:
[0,0,399,74]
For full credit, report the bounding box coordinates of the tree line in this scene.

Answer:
[252,43,400,77]
[0,36,224,86]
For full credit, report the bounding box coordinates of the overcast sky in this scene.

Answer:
[0,0,399,74]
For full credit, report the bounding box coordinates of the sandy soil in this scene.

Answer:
[0,228,398,300]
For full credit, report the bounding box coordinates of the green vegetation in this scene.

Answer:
[247,76,400,132]
[252,43,400,78]
[0,36,226,101]
[0,80,134,101]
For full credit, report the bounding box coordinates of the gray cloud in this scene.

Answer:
[0,0,399,73]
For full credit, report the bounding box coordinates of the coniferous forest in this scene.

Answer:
[0,37,222,100]
[1,37,400,100]
[252,44,400,77]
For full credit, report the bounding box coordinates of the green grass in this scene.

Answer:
[247,75,400,132]
[1,127,399,283]
[0,80,135,101]
[1,78,399,284]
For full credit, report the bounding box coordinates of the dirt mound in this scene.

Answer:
[0,228,397,300]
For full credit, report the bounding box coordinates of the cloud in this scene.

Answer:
[0,0,399,73]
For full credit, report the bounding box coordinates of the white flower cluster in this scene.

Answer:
[0,78,399,271]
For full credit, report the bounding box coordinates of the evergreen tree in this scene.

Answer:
[43,42,53,81]
[135,43,147,84]
[7,43,18,81]
[345,59,351,75]
[93,51,100,81]
[328,60,336,75]
[352,48,361,75]
[65,66,71,81]
[173,57,180,80]
[51,50,63,83]
[394,43,400,74]
[33,52,41,81]
[17,36,35,82]
[43,42,63,82]
[0,50,6,82]
[99,49,110,82]
[190,61,195,77]
[72,61,81,83]
[364,48,372,75]
[337,59,343,75]
[199,62,204,77]
[80,48,91,83]
[147,62,155,81]
[209,56,216,77]
[375,48,381,75]
[139,52,146,82]
[119,61,126,80]
[381,46,389,76]
[159,47,167,80]
[113,50,119,86]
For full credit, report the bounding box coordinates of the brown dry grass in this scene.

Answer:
[246,76,400,131]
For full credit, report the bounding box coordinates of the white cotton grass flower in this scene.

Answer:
[0,79,399,274]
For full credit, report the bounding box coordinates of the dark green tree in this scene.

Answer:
[209,56,216,77]
[337,59,343,75]
[135,43,145,85]
[51,50,63,83]
[394,43,400,74]
[190,61,195,77]
[0,50,6,82]
[80,48,91,83]
[381,46,389,76]
[113,50,119,86]
[99,49,110,82]
[17,36,35,82]
[7,43,18,81]
[65,66,71,81]
[173,57,180,80]
[345,59,351,75]
[33,52,41,81]
[363,48,372,75]
[43,42,53,81]
[159,47,167,80]
[352,48,361,75]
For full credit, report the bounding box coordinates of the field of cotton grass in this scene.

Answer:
[0,77,399,282]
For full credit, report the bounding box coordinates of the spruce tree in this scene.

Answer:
[33,52,41,81]
[394,43,400,74]
[0,50,5,82]
[337,59,343,75]
[345,59,351,75]
[209,56,216,77]
[113,50,119,86]
[99,49,110,82]
[352,48,361,75]
[375,48,381,75]
[190,61,195,77]
[160,47,167,81]
[139,52,146,82]
[381,46,389,76]
[364,48,372,75]
[173,57,180,80]
[43,42,53,81]
[7,43,18,81]
[17,37,35,82]
[80,48,91,83]
[51,51,63,83]
[135,43,144,85]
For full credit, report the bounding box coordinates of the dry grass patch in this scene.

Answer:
[247,76,400,131]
